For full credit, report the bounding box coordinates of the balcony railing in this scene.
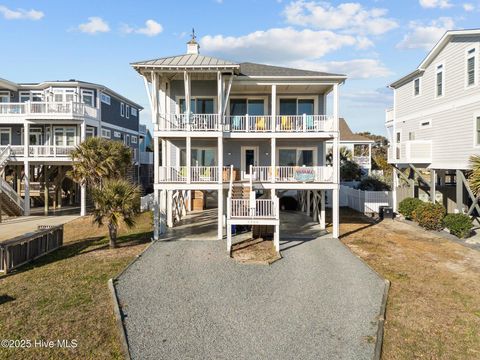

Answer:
[224,115,273,132]
[0,101,98,120]
[228,198,278,219]
[160,114,220,131]
[275,115,334,132]
[0,145,74,158]
[158,166,231,183]
[251,166,334,183]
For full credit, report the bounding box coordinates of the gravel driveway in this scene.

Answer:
[115,237,386,360]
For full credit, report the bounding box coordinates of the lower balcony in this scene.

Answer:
[228,198,279,219]
[0,145,75,160]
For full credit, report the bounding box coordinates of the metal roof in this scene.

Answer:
[0,77,19,91]
[339,118,374,142]
[131,54,240,68]
[239,62,345,78]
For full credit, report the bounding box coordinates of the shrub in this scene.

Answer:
[357,177,391,191]
[443,213,473,238]
[413,202,446,231]
[398,197,423,220]
[341,160,362,181]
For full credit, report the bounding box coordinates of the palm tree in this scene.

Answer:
[469,155,480,196]
[91,179,141,248]
[68,137,132,188]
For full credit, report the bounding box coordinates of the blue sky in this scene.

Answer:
[0,0,478,135]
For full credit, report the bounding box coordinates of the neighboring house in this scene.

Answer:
[386,29,480,213]
[0,78,143,217]
[138,124,154,193]
[131,35,345,253]
[327,118,373,177]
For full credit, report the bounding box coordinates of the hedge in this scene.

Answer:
[398,197,423,220]
[413,202,446,231]
[443,213,473,238]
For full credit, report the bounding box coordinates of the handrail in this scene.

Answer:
[0,145,11,169]
[228,164,234,198]
[0,177,25,210]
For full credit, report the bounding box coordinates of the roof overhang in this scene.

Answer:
[0,78,19,91]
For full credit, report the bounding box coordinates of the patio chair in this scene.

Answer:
[232,115,242,131]
[256,116,266,131]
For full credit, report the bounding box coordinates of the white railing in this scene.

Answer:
[0,145,11,168]
[160,113,220,131]
[228,197,278,218]
[0,101,98,119]
[275,115,334,132]
[159,166,228,183]
[224,115,273,132]
[402,140,432,163]
[0,146,24,157]
[191,166,219,182]
[0,177,25,211]
[251,166,334,183]
[159,166,187,182]
[28,146,75,157]
[0,103,26,115]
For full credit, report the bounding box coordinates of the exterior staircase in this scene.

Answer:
[230,185,251,199]
[0,177,24,217]
[0,145,11,176]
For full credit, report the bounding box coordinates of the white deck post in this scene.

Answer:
[430,169,436,203]
[23,122,30,216]
[218,188,223,240]
[153,189,160,240]
[217,71,223,131]
[320,190,326,229]
[160,189,167,234]
[184,71,191,131]
[167,190,173,227]
[271,84,277,131]
[154,137,159,183]
[271,137,276,183]
[332,83,340,238]
[186,136,191,184]
[80,121,86,216]
[306,190,311,216]
[218,136,224,240]
[227,219,232,253]
[274,222,280,253]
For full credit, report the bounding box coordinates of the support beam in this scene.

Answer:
[154,137,159,184]
[271,84,277,131]
[80,121,86,216]
[44,165,49,215]
[167,190,173,227]
[218,189,223,240]
[306,190,311,217]
[153,189,160,240]
[23,161,30,216]
[332,187,339,238]
[456,169,464,213]
[430,169,436,203]
[217,71,223,131]
[271,137,276,183]
[160,189,167,234]
[186,137,191,184]
[320,190,326,230]
[274,223,280,253]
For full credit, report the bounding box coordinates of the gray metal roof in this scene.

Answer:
[0,77,19,90]
[239,62,345,77]
[131,54,240,68]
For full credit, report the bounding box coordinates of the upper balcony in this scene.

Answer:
[0,101,99,122]
[0,145,75,162]
[157,113,335,136]
[389,140,432,164]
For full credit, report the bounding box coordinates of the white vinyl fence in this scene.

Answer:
[140,193,154,212]
[326,185,393,214]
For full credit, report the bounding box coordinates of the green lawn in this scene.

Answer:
[0,212,152,360]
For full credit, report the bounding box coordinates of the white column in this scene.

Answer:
[227,220,232,253]
[167,190,173,227]
[23,123,30,216]
[217,71,223,131]
[218,188,223,240]
[274,223,280,253]
[160,189,167,234]
[217,136,223,184]
[306,190,311,216]
[153,189,160,240]
[332,187,339,238]
[271,137,276,183]
[271,84,277,131]
[80,122,86,216]
[333,83,339,132]
[320,190,326,230]
[154,137,159,183]
[430,169,436,203]
[186,137,191,184]
[184,72,191,130]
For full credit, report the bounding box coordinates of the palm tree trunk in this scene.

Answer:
[108,223,118,248]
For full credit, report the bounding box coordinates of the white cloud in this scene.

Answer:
[123,19,163,36]
[78,17,110,34]
[286,59,392,79]
[397,17,454,50]
[283,1,398,35]
[463,3,475,11]
[0,5,44,20]
[201,27,365,63]
[419,0,452,8]
[343,88,393,108]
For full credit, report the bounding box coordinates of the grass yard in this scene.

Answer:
[336,209,480,360]
[0,212,152,360]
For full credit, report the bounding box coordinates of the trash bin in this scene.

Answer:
[382,206,394,220]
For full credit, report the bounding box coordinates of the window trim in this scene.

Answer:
[175,96,217,114]
[0,128,12,145]
[81,89,95,107]
[413,77,421,97]
[465,46,478,88]
[473,111,480,147]
[100,92,111,105]
[0,90,11,102]
[131,135,138,144]
[276,146,318,166]
[126,104,130,119]
[277,96,318,115]
[227,96,269,116]
[101,128,111,139]
[131,107,138,116]
[435,62,445,99]
[113,131,121,138]
[120,102,125,117]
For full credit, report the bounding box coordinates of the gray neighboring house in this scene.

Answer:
[132,35,345,253]
[386,29,480,213]
[0,78,144,217]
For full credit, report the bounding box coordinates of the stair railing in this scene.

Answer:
[0,145,11,170]
[0,177,25,212]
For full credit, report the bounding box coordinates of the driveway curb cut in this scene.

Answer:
[108,238,156,360]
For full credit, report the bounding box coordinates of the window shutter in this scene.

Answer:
[468,57,475,85]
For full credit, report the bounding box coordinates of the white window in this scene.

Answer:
[101,128,111,139]
[131,107,138,117]
[54,127,76,147]
[81,89,94,107]
[100,93,111,105]
[120,102,125,117]
[131,135,137,144]
[113,131,121,138]
[277,147,317,166]
[466,48,477,87]
[476,116,480,145]
[86,127,95,138]
[0,128,11,145]
[19,91,30,103]
[0,91,10,103]
[124,134,130,146]
[413,78,421,96]
[436,63,444,98]
[126,104,130,119]
[19,91,44,102]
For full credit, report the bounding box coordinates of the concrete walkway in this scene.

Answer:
[116,236,386,359]
[0,214,80,242]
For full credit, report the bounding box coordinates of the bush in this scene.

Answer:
[357,177,391,191]
[341,160,362,181]
[398,197,423,220]
[443,213,473,238]
[413,202,446,231]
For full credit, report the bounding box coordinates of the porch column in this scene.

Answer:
[456,169,464,213]
[184,72,191,131]
[44,165,49,215]
[186,137,191,184]
[80,122,86,216]
[271,84,277,131]
[23,123,30,216]
[218,189,223,240]
[153,189,160,240]
[154,137,159,183]
[430,169,436,203]
[306,190,311,216]
[320,190,326,230]
[332,187,339,238]
[271,137,276,183]
[217,71,223,131]
[167,190,173,227]
[160,189,167,234]
[274,222,280,253]
[218,136,223,184]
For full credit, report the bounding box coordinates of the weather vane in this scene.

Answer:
[191,28,196,41]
